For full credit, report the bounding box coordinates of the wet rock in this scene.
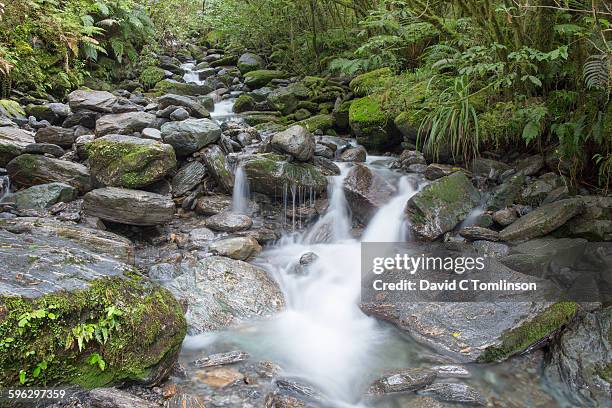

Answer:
[0,127,35,166]
[238,53,264,74]
[88,388,157,408]
[34,126,76,147]
[7,154,92,192]
[471,158,511,178]
[499,198,584,241]
[275,378,324,401]
[265,391,319,408]
[314,143,334,160]
[84,187,175,226]
[233,94,256,113]
[95,111,156,136]
[67,89,117,113]
[193,350,250,368]
[516,155,544,176]
[205,212,253,232]
[23,143,64,157]
[268,87,299,115]
[243,153,327,196]
[431,365,471,378]
[63,109,98,128]
[164,256,284,333]
[313,156,340,176]
[349,96,399,150]
[170,107,190,121]
[486,174,525,211]
[418,383,486,406]
[406,172,480,241]
[201,145,233,192]
[244,70,287,88]
[26,103,71,125]
[4,182,77,211]
[196,366,244,388]
[164,393,206,408]
[295,114,334,134]
[271,125,315,162]
[339,145,367,162]
[343,164,395,224]
[544,306,610,407]
[493,208,518,226]
[459,226,499,242]
[87,135,177,188]
[519,173,566,206]
[188,227,216,249]
[195,195,232,215]
[209,236,262,260]
[369,368,436,395]
[408,163,427,173]
[158,94,210,119]
[142,127,162,141]
[161,118,221,156]
[154,79,213,97]
[394,150,426,168]
[171,161,206,196]
[559,196,612,241]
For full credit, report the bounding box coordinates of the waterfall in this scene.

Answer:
[181,62,204,85]
[231,165,251,214]
[0,173,10,202]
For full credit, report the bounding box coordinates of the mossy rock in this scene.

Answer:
[243,70,287,88]
[210,54,238,68]
[86,135,177,188]
[394,109,427,144]
[267,87,299,115]
[349,96,399,150]
[349,68,393,96]
[242,112,282,126]
[479,302,578,362]
[153,80,213,97]
[233,94,256,114]
[332,100,352,131]
[139,67,166,90]
[294,114,333,133]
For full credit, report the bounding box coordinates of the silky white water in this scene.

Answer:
[181,62,204,85]
[0,174,9,201]
[210,98,236,123]
[231,165,250,214]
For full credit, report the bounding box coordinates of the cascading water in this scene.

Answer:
[0,173,9,202]
[181,62,204,85]
[231,165,251,214]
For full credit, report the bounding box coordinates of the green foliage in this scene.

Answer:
[139,66,165,89]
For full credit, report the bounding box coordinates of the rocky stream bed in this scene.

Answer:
[0,45,610,408]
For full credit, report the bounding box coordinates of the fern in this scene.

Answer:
[583,54,610,94]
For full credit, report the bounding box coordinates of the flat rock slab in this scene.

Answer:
[95,111,156,136]
[418,383,486,406]
[84,187,175,226]
[205,212,253,232]
[368,368,436,395]
[0,127,36,166]
[7,154,92,192]
[68,89,117,113]
[161,118,221,156]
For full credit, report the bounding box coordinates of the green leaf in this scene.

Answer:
[522,121,540,144]
[19,370,26,384]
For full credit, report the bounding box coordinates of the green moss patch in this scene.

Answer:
[139,67,166,90]
[349,67,394,96]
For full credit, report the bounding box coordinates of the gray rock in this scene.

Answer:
[0,127,35,166]
[161,118,221,156]
[408,163,428,173]
[418,383,486,406]
[83,187,175,226]
[141,127,162,141]
[67,89,117,113]
[209,236,262,260]
[431,365,471,378]
[472,240,510,258]
[472,158,511,178]
[271,125,315,162]
[26,103,71,125]
[195,195,232,215]
[95,111,156,137]
[4,182,77,210]
[487,174,525,211]
[158,94,210,119]
[23,143,64,157]
[34,126,76,147]
[62,109,98,128]
[499,198,584,241]
[170,107,189,121]
[516,155,544,176]
[369,368,436,395]
[560,196,612,241]
[314,143,334,160]
[188,227,216,248]
[459,226,499,242]
[343,164,395,224]
[493,208,518,226]
[164,256,284,333]
[88,388,157,408]
[519,173,566,206]
[74,134,94,159]
[201,145,233,192]
[87,135,177,188]
[544,306,611,407]
[406,172,480,241]
[314,156,340,176]
[193,350,250,368]
[205,212,253,232]
[542,185,570,204]
[424,164,459,181]
[171,161,206,196]
[340,145,367,162]
[237,53,264,74]
[6,154,92,192]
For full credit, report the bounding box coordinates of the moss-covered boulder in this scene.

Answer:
[233,94,256,113]
[267,87,299,115]
[394,110,425,144]
[237,53,264,74]
[243,70,287,88]
[294,114,334,133]
[332,100,352,131]
[0,127,35,167]
[349,67,393,96]
[349,96,399,150]
[242,153,327,197]
[153,79,213,97]
[139,66,166,90]
[6,154,92,193]
[3,182,77,211]
[210,54,238,68]
[406,172,480,240]
[0,220,186,388]
[243,112,282,126]
[87,135,177,188]
[201,145,234,193]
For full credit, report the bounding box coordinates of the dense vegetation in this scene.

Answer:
[1,0,610,188]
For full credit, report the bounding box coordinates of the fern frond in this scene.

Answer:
[584,54,610,93]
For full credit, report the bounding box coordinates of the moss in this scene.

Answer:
[153,79,210,97]
[210,54,238,68]
[243,70,287,88]
[294,114,333,133]
[349,68,394,96]
[233,94,255,113]
[478,102,523,147]
[0,276,186,388]
[349,96,388,125]
[479,302,579,362]
[139,67,166,90]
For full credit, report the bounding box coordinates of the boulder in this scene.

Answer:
[95,111,156,137]
[499,198,584,241]
[171,161,206,196]
[471,158,511,178]
[26,103,71,125]
[232,94,256,113]
[0,127,35,166]
[163,256,284,333]
[67,90,117,113]
[267,87,298,115]
[87,135,177,188]
[424,164,460,181]
[201,145,233,192]
[141,127,162,141]
[559,196,612,241]
[62,109,97,128]
[188,227,216,249]
[0,221,185,387]
[243,70,287,88]
[406,172,480,240]
[343,164,395,224]
[169,107,189,121]
[349,96,398,150]
[493,208,518,226]
[205,212,253,232]
[237,53,264,74]
[195,195,232,215]
[83,187,175,226]
[161,119,221,156]
[339,145,367,162]
[294,114,334,133]
[209,236,262,260]
[418,383,486,406]
[519,173,566,206]
[486,174,525,211]
[270,125,315,162]
[153,79,213,97]
[4,182,77,210]
[34,126,76,147]
[7,154,92,192]
[459,226,499,242]
[516,155,544,176]
[242,153,327,197]
[23,143,64,157]
[544,307,611,407]
[369,368,436,395]
[157,94,210,119]
[314,143,334,160]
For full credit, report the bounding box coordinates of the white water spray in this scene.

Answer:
[232,165,250,214]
